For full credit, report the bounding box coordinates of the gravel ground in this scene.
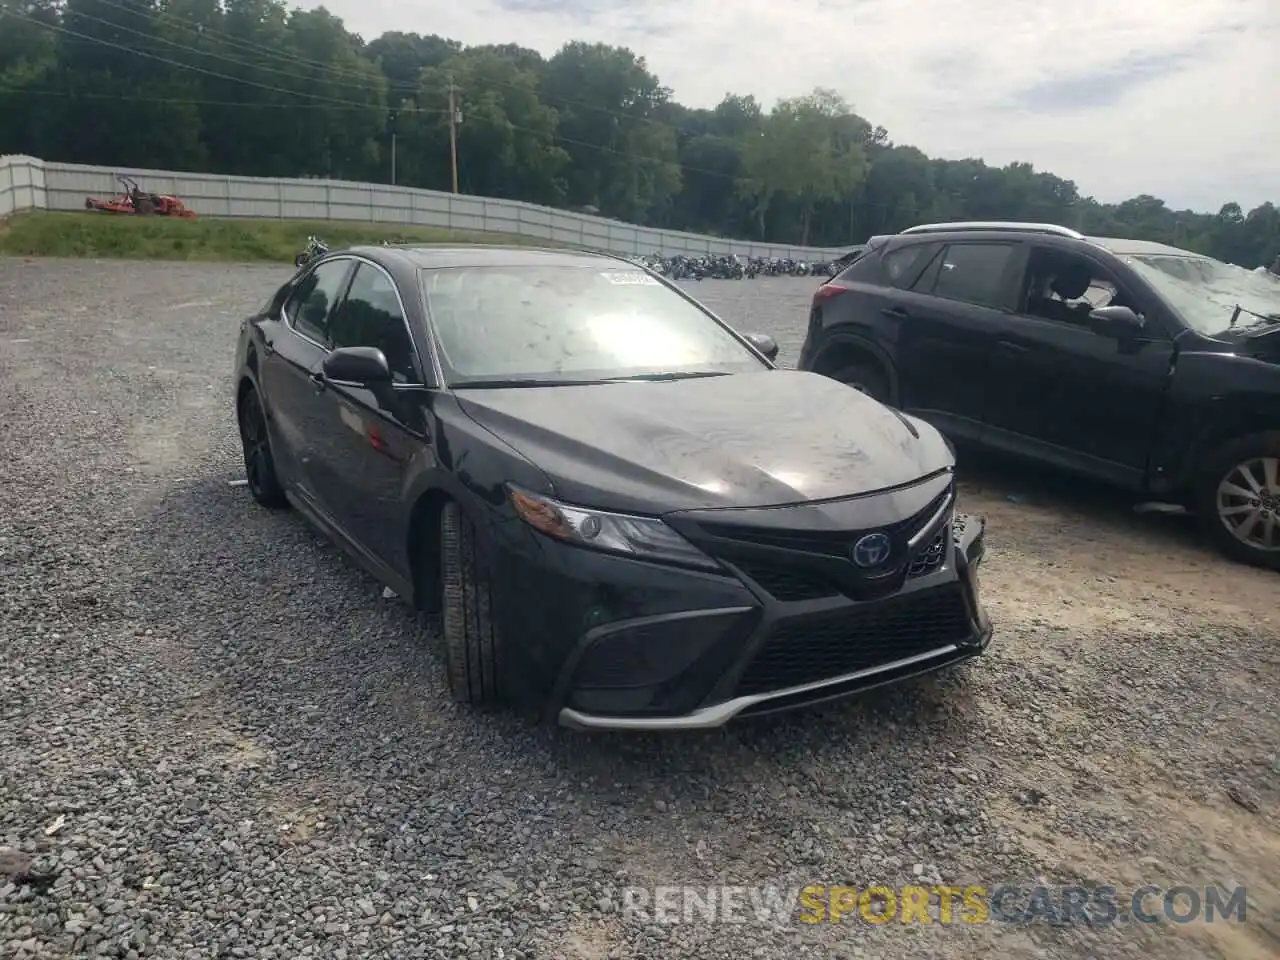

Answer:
[1,260,1277,960]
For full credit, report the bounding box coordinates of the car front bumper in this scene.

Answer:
[492,483,991,731]
[558,515,989,731]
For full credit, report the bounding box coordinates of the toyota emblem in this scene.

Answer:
[852,532,892,568]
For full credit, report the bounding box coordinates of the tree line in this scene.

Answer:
[1,0,1277,266]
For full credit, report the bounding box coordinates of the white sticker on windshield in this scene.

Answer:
[601,271,659,285]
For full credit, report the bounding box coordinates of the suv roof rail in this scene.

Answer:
[900,221,1084,239]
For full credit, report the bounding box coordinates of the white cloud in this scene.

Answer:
[313,0,1280,212]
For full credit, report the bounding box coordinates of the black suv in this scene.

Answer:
[797,221,1280,570]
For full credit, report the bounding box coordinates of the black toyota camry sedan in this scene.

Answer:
[232,244,991,730]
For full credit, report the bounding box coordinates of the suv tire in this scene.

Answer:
[832,361,891,405]
[1194,431,1280,571]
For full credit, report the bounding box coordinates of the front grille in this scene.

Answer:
[731,559,838,601]
[733,586,974,696]
[907,527,948,578]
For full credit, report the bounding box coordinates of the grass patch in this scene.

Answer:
[0,211,551,262]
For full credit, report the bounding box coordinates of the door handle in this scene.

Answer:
[882,306,909,319]
[309,371,326,391]
[996,339,1030,353]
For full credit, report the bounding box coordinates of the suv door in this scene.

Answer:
[305,261,433,578]
[259,257,355,501]
[979,245,1175,487]
[892,240,1023,440]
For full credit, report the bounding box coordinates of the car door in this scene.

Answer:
[258,257,355,501]
[979,245,1175,486]
[305,259,434,578]
[892,240,1023,440]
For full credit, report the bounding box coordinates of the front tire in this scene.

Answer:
[237,387,289,510]
[1194,432,1280,571]
[440,502,504,704]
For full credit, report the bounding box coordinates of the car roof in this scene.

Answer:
[348,244,627,270]
[1084,236,1205,259]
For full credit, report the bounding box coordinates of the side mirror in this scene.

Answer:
[1088,305,1144,337]
[322,346,391,385]
[744,332,780,362]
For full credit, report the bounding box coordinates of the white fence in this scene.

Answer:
[0,155,47,219]
[0,154,848,260]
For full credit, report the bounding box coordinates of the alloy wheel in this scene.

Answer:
[1215,456,1280,553]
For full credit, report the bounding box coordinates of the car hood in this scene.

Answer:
[455,370,953,513]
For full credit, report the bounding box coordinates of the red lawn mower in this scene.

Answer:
[84,176,197,219]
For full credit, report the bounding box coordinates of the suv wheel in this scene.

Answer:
[1195,432,1280,571]
[439,501,504,704]
[832,361,891,405]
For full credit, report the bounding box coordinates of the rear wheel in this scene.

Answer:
[237,387,288,510]
[831,360,891,405]
[440,501,504,704]
[1194,432,1280,571]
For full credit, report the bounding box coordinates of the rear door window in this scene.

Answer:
[925,243,1018,310]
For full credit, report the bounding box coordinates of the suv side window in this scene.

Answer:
[1018,245,1149,330]
[881,242,939,289]
[925,243,1017,309]
[327,263,421,383]
[284,259,351,344]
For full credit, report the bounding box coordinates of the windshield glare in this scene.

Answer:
[420,265,767,384]
[1124,253,1280,334]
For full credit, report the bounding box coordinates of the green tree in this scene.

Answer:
[0,2,1274,264]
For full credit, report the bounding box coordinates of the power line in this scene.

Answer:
[86,0,768,143]
[53,6,390,97]
[3,14,897,204]
[0,86,443,114]
[11,12,387,110]
[90,0,420,94]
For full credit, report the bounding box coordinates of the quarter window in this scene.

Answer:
[881,242,938,289]
[927,243,1016,309]
[327,263,420,383]
[284,260,350,343]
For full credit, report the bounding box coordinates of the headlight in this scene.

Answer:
[508,485,719,571]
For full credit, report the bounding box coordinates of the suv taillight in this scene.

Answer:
[812,283,848,306]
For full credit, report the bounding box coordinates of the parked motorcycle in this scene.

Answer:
[294,235,329,268]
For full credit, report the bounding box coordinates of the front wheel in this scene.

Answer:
[440,502,504,704]
[1194,432,1280,571]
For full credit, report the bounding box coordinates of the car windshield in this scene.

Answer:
[419,264,768,386]
[1123,253,1280,335]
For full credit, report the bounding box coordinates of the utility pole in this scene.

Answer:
[389,110,397,185]
[447,75,461,194]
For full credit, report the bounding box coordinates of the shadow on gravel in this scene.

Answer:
[953,444,1212,553]
[133,471,992,809]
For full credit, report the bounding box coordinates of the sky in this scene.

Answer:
[312,0,1280,213]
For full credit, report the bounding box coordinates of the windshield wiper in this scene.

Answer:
[601,371,733,382]
[451,371,734,388]
[450,378,608,389]
[1229,304,1280,328]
